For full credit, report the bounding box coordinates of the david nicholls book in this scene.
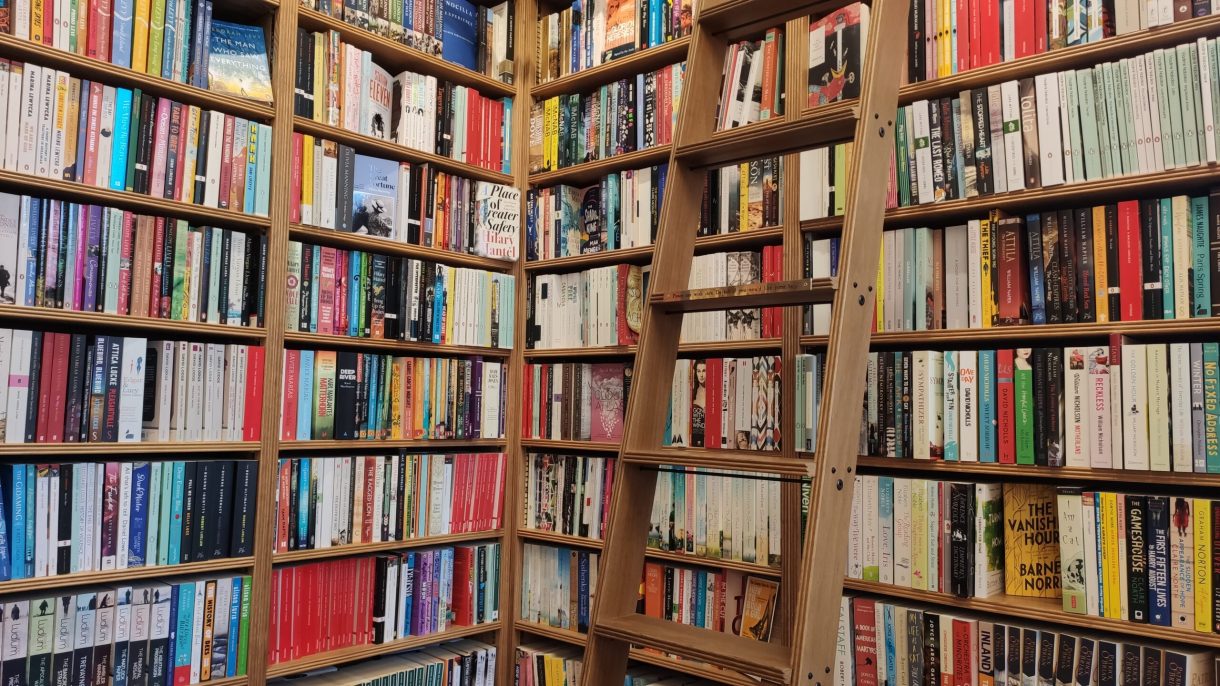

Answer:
[208,21,274,103]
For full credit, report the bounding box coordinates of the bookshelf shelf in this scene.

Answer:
[520,439,622,453]
[522,226,785,274]
[851,455,1220,487]
[0,170,272,232]
[0,305,269,340]
[522,338,782,359]
[696,0,841,40]
[527,145,674,187]
[530,38,692,100]
[524,345,638,359]
[0,557,256,595]
[517,529,780,578]
[843,579,1220,649]
[288,224,516,272]
[622,448,811,476]
[676,101,858,168]
[273,530,502,564]
[295,8,516,98]
[0,34,278,122]
[278,438,508,451]
[283,331,513,358]
[800,317,1220,349]
[292,117,514,185]
[265,621,502,678]
[517,528,604,550]
[0,440,261,456]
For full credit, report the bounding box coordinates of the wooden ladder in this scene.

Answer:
[579,0,909,684]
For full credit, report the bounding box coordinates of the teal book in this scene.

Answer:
[944,350,959,461]
[979,349,997,462]
[1204,342,1219,473]
[1177,45,1200,166]
[158,462,173,565]
[605,173,620,250]
[308,245,320,333]
[914,228,928,330]
[174,582,194,676]
[1210,41,1220,159]
[297,349,314,439]
[1114,60,1136,175]
[243,124,258,214]
[1191,196,1210,317]
[1091,66,1114,178]
[110,88,133,191]
[895,106,911,207]
[255,124,272,216]
[1100,64,1124,175]
[8,466,25,579]
[878,475,894,581]
[168,461,186,564]
[903,228,915,330]
[1160,199,1175,319]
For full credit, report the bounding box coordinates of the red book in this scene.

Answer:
[229,124,248,211]
[451,545,474,624]
[35,332,54,442]
[967,0,982,69]
[1034,0,1048,53]
[289,133,303,223]
[522,366,532,437]
[317,247,336,335]
[280,349,299,440]
[1117,200,1143,321]
[955,0,970,73]
[706,358,723,449]
[616,264,636,345]
[95,0,112,59]
[952,618,975,686]
[851,598,878,686]
[275,460,290,552]
[539,364,549,438]
[172,106,190,201]
[117,211,134,315]
[243,345,264,441]
[1014,0,1035,58]
[334,249,347,334]
[217,116,235,209]
[995,215,1030,324]
[149,216,165,318]
[979,0,1000,66]
[996,348,1016,463]
[46,333,69,442]
[643,563,663,617]
[600,457,615,539]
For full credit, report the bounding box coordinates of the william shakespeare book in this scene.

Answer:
[207,21,273,103]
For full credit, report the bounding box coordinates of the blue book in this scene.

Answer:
[1205,343,1220,473]
[158,464,174,565]
[243,125,258,214]
[296,458,310,544]
[1093,493,1104,615]
[128,462,150,566]
[164,586,179,686]
[348,252,361,338]
[1026,213,1047,324]
[431,268,444,343]
[576,552,589,631]
[1160,199,1175,319]
[570,0,581,71]
[401,552,415,636]
[0,472,9,581]
[167,462,186,564]
[883,603,898,686]
[438,0,479,71]
[296,349,314,438]
[226,578,242,677]
[6,466,25,580]
[22,465,33,577]
[173,583,194,678]
[943,351,959,461]
[1147,496,1171,626]
[649,0,661,47]
[188,0,207,86]
[367,354,379,436]
[978,350,997,462]
[111,0,134,68]
[501,98,512,174]
[692,570,705,628]
[206,20,272,101]
[1192,197,1211,317]
[23,197,39,307]
[308,245,320,333]
[255,124,271,216]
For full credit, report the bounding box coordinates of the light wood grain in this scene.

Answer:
[0,305,268,340]
[283,330,513,358]
[273,530,502,564]
[530,39,692,100]
[289,223,516,272]
[265,622,502,678]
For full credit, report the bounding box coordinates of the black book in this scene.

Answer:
[197,229,212,323]
[306,461,318,549]
[207,460,233,559]
[56,464,72,574]
[1058,209,1078,323]
[1104,204,1123,318]
[192,113,210,204]
[229,460,256,557]
[1120,644,1141,686]
[111,590,131,686]
[1140,199,1163,319]
[127,590,149,686]
[179,462,198,563]
[948,481,975,598]
[383,257,399,340]
[217,230,231,325]
[1007,624,1023,686]
[1125,495,1149,622]
[880,352,894,458]
[1033,348,1049,465]
[971,89,994,196]
[371,556,390,643]
[1055,634,1076,686]
[132,95,156,194]
[1041,212,1063,324]
[64,334,87,443]
[940,98,958,202]
[929,100,946,203]
[1141,648,1161,686]
[159,221,175,315]
[90,591,114,686]
[101,336,122,442]
[1075,207,1096,322]
[353,353,367,438]
[923,613,941,686]
[1097,641,1118,686]
[252,235,267,326]
[298,244,313,332]
[1022,628,1039,686]
[334,352,359,440]
[70,596,94,686]
[163,103,182,201]
[908,0,924,83]
[286,459,299,551]
[24,331,43,443]
[1076,637,1096,686]
[1212,500,1220,633]
[1046,348,1064,468]
[663,567,674,621]
[1209,189,1220,315]
[191,461,213,561]
[992,625,1006,685]
[476,544,488,624]
[52,596,75,686]
[901,351,913,458]
[905,608,923,686]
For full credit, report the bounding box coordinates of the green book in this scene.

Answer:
[1187,44,1206,164]
[1165,47,1187,166]
[1210,40,1220,159]
[1205,343,1220,473]
[1091,67,1113,178]
[1064,71,1084,182]
[236,576,251,675]
[176,0,192,82]
[895,105,911,207]
[1100,64,1123,176]
[158,461,174,565]
[147,0,166,76]
[1177,45,1200,166]
[914,227,929,329]
[1115,60,1136,175]
[170,220,188,320]
[1153,50,1176,170]
[68,0,79,53]
[1015,348,1035,465]
[1160,199,1175,320]
[1076,69,1103,179]
[903,228,915,329]
[1192,196,1210,317]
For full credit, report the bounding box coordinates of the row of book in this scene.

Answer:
[518,544,598,634]
[535,0,693,84]
[905,0,1215,84]
[1,61,273,214]
[715,29,785,130]
[665,356,782,453]
[297,0,515,83]
[0,460,255,581]
[529,63,685,173]
[0,331,265,444]
[279,352,506,442]
[292,30,511,173]
[522,453,613,542]
[842,341,1220,471]
[290,136,521,261]
[278,639,498,686]
[648,467,781,567]
[887,38,1220,209]
[516,643,720,686]
[697,156,785,236]
[525,163,666,261]
[682,249,783,343]
[796,142,853,222]
[0,193,267,326]
[526,264,645,349]
[521,362,629,443]
[268,545,501,664]
[833,595,1215,686]
[271,452,507,552]
[285,244,515,348]
[641,562,778,641]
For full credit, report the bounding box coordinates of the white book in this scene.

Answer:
[958,349,979,461]
[1064,347,1089,468]
[944,225,969,328]
[1057,71,1075,184]
[1146,343,1172,471]
[912,101,934,204]
[1129,56,1153,174]
[1121,343,1149,470]
[925,480,939,592]
[0,328,10,443]
[1056,490,1087,614]
[34,67,54,178]
[861,475,879,580]
[1081,491,1100,616]
[834,598,853,686]
[116,463,132,569]
[1169,342,1193,472]
[142,341,173,442]
[95,85,115,185]
[1086,344,1112,469]
[1034,73,1065,186]
[118,337,146,442]
[1000,80,1025,191]
[974,483,1004,597]
[1142,55,1166,172]
[203,111,224,207]
[3,63,22,172]
[847,475,862,578]
[1198,38,1217,164]
[809,239,832,336]
[145,462,161,564]
[189,583,205,683]
[987,84,1009,193]
[914,351,932,460]
[19,64,40,176]
[5,329,31,444]
[184,342,205,441]
[966,220,983,329]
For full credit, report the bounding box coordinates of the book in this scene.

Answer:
[205,21,272,103]
[1003,483,1062,598]
[807,3,871,107]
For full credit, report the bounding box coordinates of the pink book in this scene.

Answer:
[117,210,134,314]
[148,98,171,198]
[318,247,336,336]
[83,82,104,186]
[589,362,625,443]
[217,115,235,209]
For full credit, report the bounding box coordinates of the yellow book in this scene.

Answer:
[413,359,424,439]
[738,162,748,232]
[938,0,950,78]
[30,0,43,43]
[911,478,928,590]
[1100,491,1120,619]
[313,32,324,123]
[1003,483,1062,598]
[444,266,456,344]
[180,106,201,204]
[389,359,402,440]
[979,218,993,328]
[875,241,884,331]
[301,134,314,223]
[1092,205,1108,322]
[62,78,81,179]
[132,0,152,75]
[1172,196,1191,321]
[1194,498,1212,633]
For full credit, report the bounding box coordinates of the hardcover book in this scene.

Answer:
[206,22,272,104]
[473,182,520,261]
[1003,482,1062,598]
[350,155,397,239]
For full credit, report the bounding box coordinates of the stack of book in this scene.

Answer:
[272,452,507,552]
[529,63,685,173]
[715,28,784,130]
[1,60,273,213]
[664,356,781,452]
[682,249,782,343]
[887,38,1220,209]
[526,163,667,260]
[285,243,515,348]
[648,466,781,567]
[527,265,645,349]
[0,330,265,444]
[0,459,256,580]
[522,453,614,541]
[293,30,512,173]
[521,362,630,443]
[269,543,501,663]
[1,193,267,326]
[273,640,498,685]
[280,352,506,441]
[698,157,784,235]
[534,0,693,83]
[519,543,598,633]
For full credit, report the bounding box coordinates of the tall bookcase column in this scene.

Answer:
[247,0,298,683]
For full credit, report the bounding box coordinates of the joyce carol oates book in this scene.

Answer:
[807,2,870,107]
[473,182,520,261]
[1003,482,1062,598]
[350,155,398,239]
[207,21,273,104]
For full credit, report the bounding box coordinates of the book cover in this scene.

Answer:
[807,3,870,107]
[1003,482,1062,598]
[206,21,272,103]
[350,154,396,239]
[440,0,479,71]
[738,577,777,641]
[473,181,520,261]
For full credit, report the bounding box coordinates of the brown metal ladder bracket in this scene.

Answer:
[579,0,909,682]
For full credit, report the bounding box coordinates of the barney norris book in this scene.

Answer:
[207,21,274,103]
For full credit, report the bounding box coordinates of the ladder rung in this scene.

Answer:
[674,103,858,169]
[595,615,792,684]
[622,448,812,476]
[651,278,836,313]
[698,0,853,39]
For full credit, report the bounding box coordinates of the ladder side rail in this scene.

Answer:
[789,0,910,683]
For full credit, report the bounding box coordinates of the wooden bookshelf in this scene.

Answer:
[851,455,1220,488]
[801,318,1220,349]
[527,145,674,187]
[0,441,262,456]
[278,438,508,451]
[288,224,516,271]
[0,557,255,596]
[521,337,782,359]
[530,38,692,100]
[520,439,622,453]
[272,530,502,564]
[522,225,785,273]
[283,330,513,358]
[264,622,503,678]
[0,305,269,340]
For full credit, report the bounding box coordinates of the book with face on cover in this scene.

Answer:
[206,21,272,103]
